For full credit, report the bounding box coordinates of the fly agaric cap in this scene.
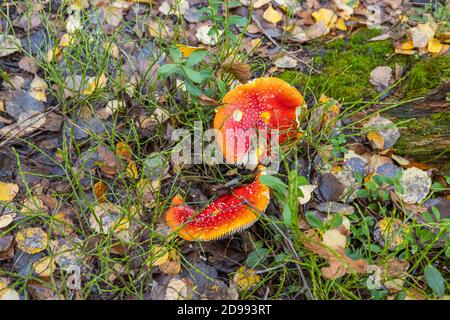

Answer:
[165,167,270,241]
[214,77,304,164]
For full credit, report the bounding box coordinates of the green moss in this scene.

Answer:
[278,28,411,102]
[404,55,450,99]
[394,110,450,171]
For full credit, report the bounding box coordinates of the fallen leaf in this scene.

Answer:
[29,76,48,102]
[367,131,385,150]
[399,167,431,204]
[312,8,337,29]
[164,277,193,300]
[126,160,139,179]
[411,23,435,48]
[263,5,283,25]
[298,184,317,204]
[97,145,122,176]
[0,182,19,202]
[428,38,443,54]
[233,266,261,291]
[33,256,55,278]
[49,212,75,236]
[115,142,132,161]
[0,214,14,229]
[159,249,181,275]
[83,74,107,95]
[15,227,48,254]
[90,203,123,234]
[369,66,393,89]
[147,244,169,267]
[176,44,200,58]
[336,18,347,31]
[18,56,38,74]
[382,258,409,292]
[303,229,368,279]
[273,55,297,68]
[93,181,107,203]
[253,0,272,9]
[221,61,252,83]
[374,217,408,250]
[196,25,221,45]
[0,34,21,57]
[0,288,20,300]
[364,116,400,149]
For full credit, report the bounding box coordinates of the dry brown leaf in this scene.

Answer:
[18,56,38,74]
[303,229,368,279]
[115,142,132,161]
[221,61,252,84]
[93,181,107,203]
[159,249,181,275]
[97,145,122,176]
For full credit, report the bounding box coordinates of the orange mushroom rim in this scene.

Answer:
[165,78,305,241]
[165,166,270,241]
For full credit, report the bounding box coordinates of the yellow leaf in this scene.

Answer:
[115,142,132,161]
[336,18,347,31]
[83,74,107,95]
[15,227,48,255]
[263,5,283,25]
[126,160,139,179]
[94,181,107,203]
[59,33,73,48]
[0,182,19,202]
[46,47,62,63]
[233,266,261,291]
[367,131,385,150]
[33,256,55,278]
[428,38,443,54]
[159,249,181,275]
[147,245,170,266]
[29,76,48,102]
[312,8,337,28]
[176,44,200,58]
[250,38,262,48]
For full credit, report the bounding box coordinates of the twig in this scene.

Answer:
[242,198,314,300]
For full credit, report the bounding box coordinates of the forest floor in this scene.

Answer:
[0,0,449,300]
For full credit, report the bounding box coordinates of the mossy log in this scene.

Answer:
[390,81,450,172]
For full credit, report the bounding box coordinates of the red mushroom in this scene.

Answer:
[165,167,270,241]
[214,77,304,165]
